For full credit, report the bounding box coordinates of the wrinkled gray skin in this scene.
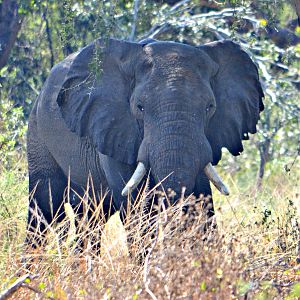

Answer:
[26,38,264,244]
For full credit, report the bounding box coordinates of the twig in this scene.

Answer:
[285,148,300,173]
[140,0,191,40]
[0,274,38,300]
[18,72,39,96]
[272,282,297,288]
[189,7,248,21]
[169,0,191,13]
[170,7,250,28]
[129,0,140,41]
[147,23,171,40]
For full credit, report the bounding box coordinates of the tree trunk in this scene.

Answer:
[291,0,300,25]
[256,139,271,190]
[0,0,23,70]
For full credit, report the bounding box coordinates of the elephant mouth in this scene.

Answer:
[121,162,229,197]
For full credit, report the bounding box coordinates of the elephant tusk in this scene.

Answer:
[121,162,147,196]
[204,163,230,196]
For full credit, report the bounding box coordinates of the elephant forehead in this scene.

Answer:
[145,42,201,59]
[143,42,216,73]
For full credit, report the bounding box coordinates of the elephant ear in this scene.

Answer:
[199,40,264,165]
[58,39,143,165]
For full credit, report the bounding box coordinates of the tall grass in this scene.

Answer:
[0,161,299,299]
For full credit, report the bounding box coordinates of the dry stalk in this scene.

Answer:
[143,210,161,300]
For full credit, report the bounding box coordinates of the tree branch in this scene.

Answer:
[140,0,192,40]
[0,274,38,300]
[129,0,141,41]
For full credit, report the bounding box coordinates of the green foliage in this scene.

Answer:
[0,0,298,189]
[0,98,27,170]
[60,0,76,55]
[0,168,27,220]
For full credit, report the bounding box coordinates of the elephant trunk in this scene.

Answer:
[145,109,213,202]
[149,135,206,200]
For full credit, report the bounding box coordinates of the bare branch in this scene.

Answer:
[0,274,38,300]
[129,0,141,41]
[140,0,192,40]
[18,72,39,96]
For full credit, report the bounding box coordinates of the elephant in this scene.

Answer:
[26,38,264,246]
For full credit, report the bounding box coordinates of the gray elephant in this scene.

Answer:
[26,38,264,245]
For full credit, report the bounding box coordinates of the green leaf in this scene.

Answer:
[79,289,86,295]
[200,281,206,291]
[0,66,8,77]
[132,293,139,300]
[191,260,200,267]
[237,280,251,296]
[38,282,46,289]
[24,278,31,283]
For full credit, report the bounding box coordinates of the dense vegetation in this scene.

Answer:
[0,0,299,299]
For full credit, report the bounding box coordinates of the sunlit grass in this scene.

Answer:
[0,161,299,299]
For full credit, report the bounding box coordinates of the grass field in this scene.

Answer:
[0,155,299,299]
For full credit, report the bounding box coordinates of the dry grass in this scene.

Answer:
[0,166,299,300]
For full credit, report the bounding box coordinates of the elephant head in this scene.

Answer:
[52,38,263,202]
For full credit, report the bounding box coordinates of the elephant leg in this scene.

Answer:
[26,129,68,247]
[67,181,115,254]
[26,171,67,247]
[98,154,139,221]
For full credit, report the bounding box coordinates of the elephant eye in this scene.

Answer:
[206,103,214,113]
[137,104,144,112]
